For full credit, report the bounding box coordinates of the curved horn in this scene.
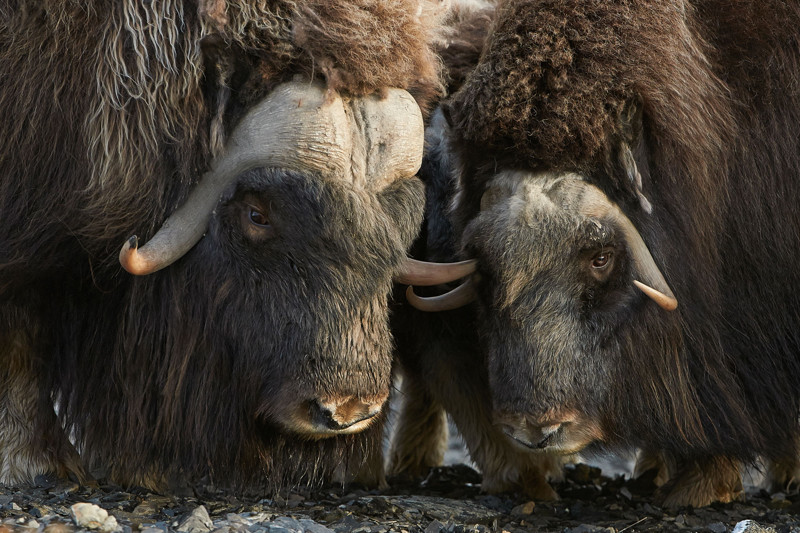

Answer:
[394,258,477,286]
[633,280,678,311]
[120,82,424,275]
[405,277,477,312]
[556,179,678,312]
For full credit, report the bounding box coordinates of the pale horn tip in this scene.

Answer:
[633,280,678,311]
[119,235,151,275]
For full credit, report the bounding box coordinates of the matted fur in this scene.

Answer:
[0,1,442,268]
[450,0,733,177]
[443,0,800,506]
[0,1,441,488]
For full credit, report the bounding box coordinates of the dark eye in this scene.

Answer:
[591,251,613,269]
[248,206,270,227]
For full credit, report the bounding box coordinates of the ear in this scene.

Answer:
[621,96,644,145]
[619,97,652,213]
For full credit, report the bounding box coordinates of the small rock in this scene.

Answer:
[511,501,535,516]
[177,506,214,533]
[140,528,166,533]
[425,521,444,533]
[55,482,81,495]
[619,487,633,500]
[732,521,777,533]
[768,498,793,510]
[567,464,602,484]
[11,503,22,511]
[707,522,727,533]
[226,513,253,526]
[298,519,334,533]
[330,515,364,533]
[34,474,57,489]
[267,517,304,533]
[564,525,613,533]
[133,497,174,516]
[71,503,120,532]
[44,523,76,533]
[640,503,660,516]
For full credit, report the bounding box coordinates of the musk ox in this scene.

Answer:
[388,0,567,500]
[403,0,800,507]
[0,0,465,490]
[391,107,567,500]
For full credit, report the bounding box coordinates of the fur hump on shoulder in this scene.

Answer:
[290,0,445,109]
[449,0,733,174]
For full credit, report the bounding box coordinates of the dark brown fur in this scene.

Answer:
[0,1,442,489]
[443,0,800,505]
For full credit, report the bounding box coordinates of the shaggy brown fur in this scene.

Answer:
[442,0,800,506]
[0,0,443,489]
[0,1,442,275]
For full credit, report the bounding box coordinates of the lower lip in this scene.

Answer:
[502,427,553,450]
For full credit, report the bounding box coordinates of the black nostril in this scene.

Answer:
[536,433,554,449]
[310,401,340,430]
[535,423,565,448]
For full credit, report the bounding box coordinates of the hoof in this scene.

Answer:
[654,457,744,508]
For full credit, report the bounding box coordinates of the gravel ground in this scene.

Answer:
[2,436,800,533]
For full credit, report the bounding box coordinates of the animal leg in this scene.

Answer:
[476,445,564,501]
[447,394,564,500]
[655,455,743,508]
[0,329,86,486]
[764,448,800,493]
[633,448,672,488]
[388,375,448,478]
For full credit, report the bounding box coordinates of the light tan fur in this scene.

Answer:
[634,451,744,508]
[388,374,450,478]
[0,330,84,486]
[764,447,800,493]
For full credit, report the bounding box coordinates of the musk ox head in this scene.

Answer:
[100,75,437,484]
[129,81,426,438]
[406,111,679,457]
[454,170,677,455]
